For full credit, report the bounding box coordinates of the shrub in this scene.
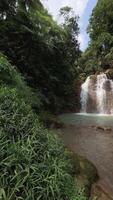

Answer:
[0,53,42,110]
[0,87,36,139]
[0,130,77,200]
[0,53,25,88]
[0,87,77,200]
[0,55,86,199]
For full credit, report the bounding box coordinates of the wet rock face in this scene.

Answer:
[105,69,113,79]
[104,80,111,91]
[80,73,113,114]
[87,77,97,113]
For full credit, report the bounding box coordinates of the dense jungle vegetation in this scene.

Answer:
[79,0,113,79]
[0,0,80,113]
[0,0,86,199]
[0,53,88,200]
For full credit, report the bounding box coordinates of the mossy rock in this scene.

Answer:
[39,111,64,128]
[91,184,112,200]
[68,152,98,197]
[79,73,87,82]
[69,152,98,182]
[75,175,90,197]
[90,75,97,81]
[105,69,113,79]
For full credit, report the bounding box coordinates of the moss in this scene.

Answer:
[90,75,97,81]
[79,73,87,82]
[105,69,113,79]
[68,152,98,198]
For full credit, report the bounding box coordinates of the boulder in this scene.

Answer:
[105,69,113,79]
[96,126,112,132]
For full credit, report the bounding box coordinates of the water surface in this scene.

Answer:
[57,113,113,198]
[59,113,113,127]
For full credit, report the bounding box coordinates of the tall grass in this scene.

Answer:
[0,87,77,200]
[0,53,87,199]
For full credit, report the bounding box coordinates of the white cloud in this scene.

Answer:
[41,0,89,20]
[78,34,88,50]
[78,34,84,45]
[41,0,90,50]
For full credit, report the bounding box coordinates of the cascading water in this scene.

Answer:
[80,77,90,113]
[80,73,113,114]
[96,73,107,114]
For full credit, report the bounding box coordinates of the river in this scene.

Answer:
[57,113,113,199]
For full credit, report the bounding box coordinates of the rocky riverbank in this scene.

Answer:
[55,124,113,199]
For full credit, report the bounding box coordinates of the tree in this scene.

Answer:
[59,6,80,64]
[79,0,113,75]
[0,1,80,112]
[88,0,113,41]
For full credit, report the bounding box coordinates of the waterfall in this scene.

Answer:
[80,73,113,114]
[80,76,91,113]
[96,73,107,114]
[109,79,113,114]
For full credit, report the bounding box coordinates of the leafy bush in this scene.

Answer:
[0,87,36,139]
[0,53,25,88]
[0,131,77,199]
[0,86,76,200]
[0,54,87,199]
[74,188,87,200]
[0,53,42,110]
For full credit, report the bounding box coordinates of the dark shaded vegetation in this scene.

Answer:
[0,0,105,198]
[0,0,80,113]
[0,54,88,200]
[0,1,88,199]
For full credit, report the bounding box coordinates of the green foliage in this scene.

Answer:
[0,0,92,199]
[0,87,36,138]
[79,0,113,75]
[67,152,98,198]
[0,0,43,20]
[0,131,76,199]
[0,0,80,112]
[0,54,86,199]
[0,53,42,111]
[0,86,76,199]
[88,0,113,41]
[60,6,80,64]
[0,0,17,18]
[0,53,25,87]
[74,188,87,200]
[78,48,99,76]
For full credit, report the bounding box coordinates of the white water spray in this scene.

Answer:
[96,73,107,114]
[80,77,91,113]
[80,73,113,114]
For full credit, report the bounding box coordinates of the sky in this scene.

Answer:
[41,0,97,51]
